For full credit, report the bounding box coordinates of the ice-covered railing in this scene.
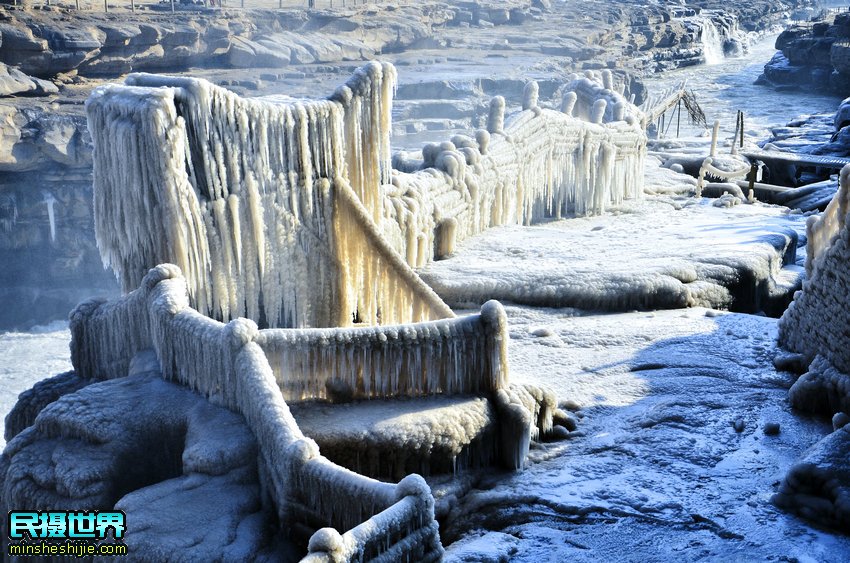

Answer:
[386,74,646,265]
[256,299,508,402]
[805,164,850,275]
[69,265,444,562]
[695,156,753,197]
[87,63,647,327]
[86,62,449,329]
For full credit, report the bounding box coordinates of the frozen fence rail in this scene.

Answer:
[256,299,507,402]
[69,264,449,561]
[86,62,647,329]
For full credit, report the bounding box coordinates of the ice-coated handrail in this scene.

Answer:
[256,299,508,402]
[69,265,444,562]
[696,156,752,197]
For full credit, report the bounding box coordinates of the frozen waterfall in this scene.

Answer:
[700,17,725,66]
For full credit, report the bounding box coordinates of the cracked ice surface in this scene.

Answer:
[443,307,850,561]
[420,195,808,314]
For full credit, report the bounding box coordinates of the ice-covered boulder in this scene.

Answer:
[0,369,281,558]
[773,423,850,531]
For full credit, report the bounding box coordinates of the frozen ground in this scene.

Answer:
[443,307,850,561]
[420,191,808,314]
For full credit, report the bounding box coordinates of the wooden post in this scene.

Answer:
[104,0,108,12]
[676,98,681,138]
[739,111,744,148]
[131,0,136,12]
[171,0,175,12]
[747,162,757,203]
[710,120,719,157]
[75,0,80,9]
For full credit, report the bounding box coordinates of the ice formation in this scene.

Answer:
[780,165,850,375]
[777,164,850,530]
[54,264,559,559]
[60,265,450,560]
[86,62,646,329]
[700,17,726,66]
[86,62,448,329]
[67,61,645,557]
[41,191,57,243]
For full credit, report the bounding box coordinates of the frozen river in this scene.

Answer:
[643,31,843,143]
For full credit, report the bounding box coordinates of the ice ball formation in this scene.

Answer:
[776,164,850,531]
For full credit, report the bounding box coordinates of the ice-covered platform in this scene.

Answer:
[420,195,807,315]
[290,395,498,480]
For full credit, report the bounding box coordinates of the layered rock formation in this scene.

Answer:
[760,10,850,94]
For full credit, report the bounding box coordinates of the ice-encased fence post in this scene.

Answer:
[487,96,506,134]
[479,300,509,391]
[710,120,720,157]
[591,99,607,124]
[613,102,625,122]
[522,81,540,115]
[602,69,614,91]
[560,91,577,116]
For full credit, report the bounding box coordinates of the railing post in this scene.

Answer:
[710,120,720,157]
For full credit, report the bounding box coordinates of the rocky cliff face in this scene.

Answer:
[0,0,812,329]
[761,11,850,94]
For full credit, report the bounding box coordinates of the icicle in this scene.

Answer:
[42,191,57,243]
